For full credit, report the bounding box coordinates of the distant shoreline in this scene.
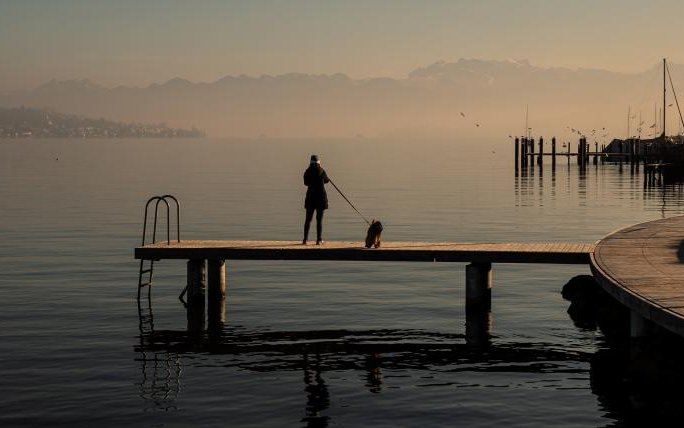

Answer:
[0,106,206,139]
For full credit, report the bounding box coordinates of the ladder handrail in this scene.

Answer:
[138,194,181,301]
[160,194,180,243]
[142,195,181,246]
[152,197,170,245]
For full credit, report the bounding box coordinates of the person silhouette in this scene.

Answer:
[303,155,329,245]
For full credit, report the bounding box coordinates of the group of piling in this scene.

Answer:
[514,137,609,171]
[514,137,653,171]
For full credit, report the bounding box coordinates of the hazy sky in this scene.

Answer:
[2,0,684,91]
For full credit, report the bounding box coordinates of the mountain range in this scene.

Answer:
[1,59,680,139]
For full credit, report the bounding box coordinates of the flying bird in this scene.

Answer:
[460,112,465,118]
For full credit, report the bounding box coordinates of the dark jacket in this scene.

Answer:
[304,165,330,210]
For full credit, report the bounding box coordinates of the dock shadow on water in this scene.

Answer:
[562,275,684,425]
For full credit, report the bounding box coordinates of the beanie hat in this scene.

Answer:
[310,154,320,164]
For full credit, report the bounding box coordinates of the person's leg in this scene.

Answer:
[303,208,314,244]
[315,208,324,244]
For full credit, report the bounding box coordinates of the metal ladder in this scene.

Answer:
[138,195,181,301]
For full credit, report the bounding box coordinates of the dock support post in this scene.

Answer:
[187,259,206,334]
[465,262,492,344]
[466,262,492,308]
[187,259,206,300]
[551,137,556,169]
[207,259,226,331]
[207,260,226,301]
[630,310,651,338]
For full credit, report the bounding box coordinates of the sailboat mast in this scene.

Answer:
[663,58,666,137]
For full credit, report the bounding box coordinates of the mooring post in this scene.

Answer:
[537,137,543,166]
[521,138,526,167]
[551,137,556,168]
[593,142,598,165]
[530,138,535,158]
[576,141,581,165]
[514,137,519,172]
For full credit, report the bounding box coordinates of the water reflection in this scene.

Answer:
[515,161,684,217]
[136,294,591,424]
[302,352,330,427]
[137,296,183,413]
[137,293,684,425]
[643,166,684,217]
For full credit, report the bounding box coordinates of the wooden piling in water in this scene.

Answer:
[465,262,492,310]
[538,137,543,166]
[207,259,226,302]
[529,138,535,157]
[520,138,526,167]
[187,259,206,301]
[187,259,206,334]
[514,137,519,171]
[207,259,226,330]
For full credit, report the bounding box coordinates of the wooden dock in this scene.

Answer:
[591,215,684,337]
[135,240,595,264]
[136,239,595,341]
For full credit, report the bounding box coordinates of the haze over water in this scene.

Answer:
[2,137,684,426]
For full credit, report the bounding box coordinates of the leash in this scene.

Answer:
[328,178,372,226]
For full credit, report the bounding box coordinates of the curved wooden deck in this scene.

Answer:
[591,215,684,337]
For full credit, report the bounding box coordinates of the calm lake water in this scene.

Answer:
[1,138,684,427]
